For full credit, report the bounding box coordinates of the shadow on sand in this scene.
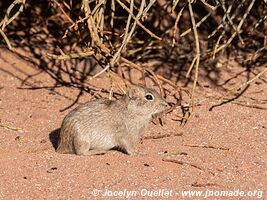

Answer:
[49,128,60,150]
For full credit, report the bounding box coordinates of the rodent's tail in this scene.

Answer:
[56,128,75,154]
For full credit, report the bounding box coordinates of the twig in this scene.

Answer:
[94,0,105,40]
[144,67,164,96]
[93,0,150,79]
[219,0,244,45]
[121,57,181,91]
[213,33,224,59]
[208,0,246,39]
[199,0,217,10]
[82,0,110,54]
[92,63,111,78]
[48,49,182,94]
[172,0,181,11]
[0,0,26,50]
[186,56,197,78]
[213,0,256,56]
[249,15,267,33]
[172,5,185,46]
[109,0,139,69]
[220,68,267,102]
[142,0,156,20]
[0,123,22,131]
[230,101,267,110]
[110,0,115,27]
[187,0,200,111]
[144,133,183,140]
[47,50,94,59]
[184,144,230,151]
[191,182,219,187]
[0,0,26,29]
[211,0,246,58]
[162,158,215,175]
[115,0,161,40]
[162,158,204,171]
[0,29,12,50]
[52,0,74,24]
[63,16,89,39]
[180,3,219,37]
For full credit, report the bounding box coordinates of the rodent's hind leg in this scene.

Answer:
[83,150,107,156]
[117,137,144,156]
[73,136,107,156]
[73,136,91,155]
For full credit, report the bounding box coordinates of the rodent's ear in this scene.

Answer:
[127,84,142,99]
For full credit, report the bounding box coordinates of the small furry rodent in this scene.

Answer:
[56,84,169,156]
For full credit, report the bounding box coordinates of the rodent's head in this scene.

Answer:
[125,84,169,118]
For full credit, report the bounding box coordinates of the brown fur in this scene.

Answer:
[56,85,169,156]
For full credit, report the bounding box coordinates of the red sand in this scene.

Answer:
[0,48,266,199]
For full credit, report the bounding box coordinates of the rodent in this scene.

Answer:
[56,84,169,156]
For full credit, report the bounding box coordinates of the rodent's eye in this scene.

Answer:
[145,93,154,101]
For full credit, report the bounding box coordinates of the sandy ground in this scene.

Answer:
[0,48,266,200]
